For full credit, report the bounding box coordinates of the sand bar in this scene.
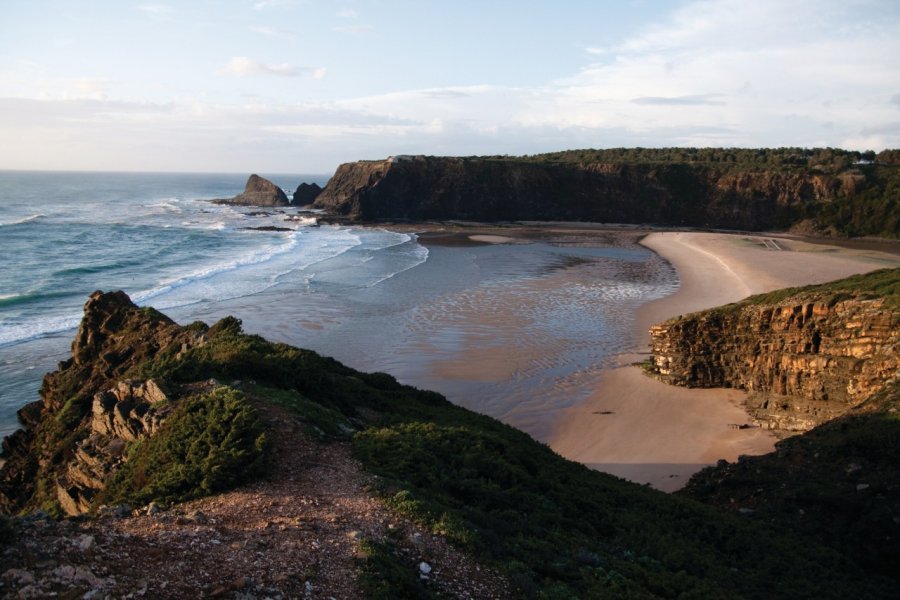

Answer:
[551,232,900,492]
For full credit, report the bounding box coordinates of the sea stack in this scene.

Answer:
[220,174,290,207]
[292,182,323,206]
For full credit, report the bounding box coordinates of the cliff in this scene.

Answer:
[3,292,897,597]
[215,174,289,207]
[313,152,899,236]
[648,268,899,434]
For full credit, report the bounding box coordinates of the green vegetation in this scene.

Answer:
[153,318,895,597]
[356,539,437,600]
[684,267,900,321]
[449,147,900,238]
[487,147,885,172]
[682,381,900,581]
[98,387,267,508]
[7,289,900,597]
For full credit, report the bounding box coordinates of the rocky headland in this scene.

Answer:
[2,288,899,598]
[312,149,899,237]
[648,268,899,434]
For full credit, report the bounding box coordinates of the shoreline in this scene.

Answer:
[550,231,900,491]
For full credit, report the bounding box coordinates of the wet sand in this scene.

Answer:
[551,231,900,491]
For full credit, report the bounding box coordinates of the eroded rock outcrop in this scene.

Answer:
[0,291,206,515]
[57,379,172,515]
[649,269,900,434]
[217,174,290,207]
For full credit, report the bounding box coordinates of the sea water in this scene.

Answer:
[0,171,678,443]
[0,171,426,439]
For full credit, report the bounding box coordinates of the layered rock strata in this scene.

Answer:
[649,272,899,434]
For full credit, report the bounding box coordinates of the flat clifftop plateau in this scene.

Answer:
[649,268,900,435]
[3,292,899,597]
[312,153,900,237]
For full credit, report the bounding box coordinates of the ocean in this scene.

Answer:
[0,171,677,443]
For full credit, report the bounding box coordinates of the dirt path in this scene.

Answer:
[2,403,510,599]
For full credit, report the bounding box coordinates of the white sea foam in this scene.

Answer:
[133,227,364,310]
[0,313,82,347]
[0,214,44,227]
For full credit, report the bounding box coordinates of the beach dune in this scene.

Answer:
[551,232,900,491]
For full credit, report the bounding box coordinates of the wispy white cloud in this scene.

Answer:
[333,24,374,35]
[221,57,296,77]
[631,94,725,106]
[252,0,302,10]
[336,8,358,19]
[4,0,900,173]
[137,3,173,16]
[249,24,296,39]
[220,57,326,80]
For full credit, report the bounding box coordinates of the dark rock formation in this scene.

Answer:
[648,269,899,435]
[312,155,896,236]
[292,182,322,206]
[0,291,206,515]
[217,174,289,207]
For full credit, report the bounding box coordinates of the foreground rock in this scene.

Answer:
[216,174,290,207]
[2,288,899,597]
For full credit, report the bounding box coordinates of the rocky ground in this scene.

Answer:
[0,403,511,599]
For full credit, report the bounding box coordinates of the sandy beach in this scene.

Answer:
[550,231,900,491]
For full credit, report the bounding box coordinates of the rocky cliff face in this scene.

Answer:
[649,270,899,434]
[0,292,207,515]
[313,156,875,232]
[217,174,289,207]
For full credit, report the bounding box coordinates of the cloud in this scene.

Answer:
[221,57,298,77]
[5,0,900,173]
[137,3,172,15]
[252,0,301,9]
[333,24,375,35]
[631,94,725,106]
[220,57,326,80]
[336,8,358,18]
[249,25,296,39]
[419,89,473,99]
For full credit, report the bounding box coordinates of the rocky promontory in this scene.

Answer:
[3,289,899,597]
[312,149,900,237]
[648,268,899,434]
[215,174,290,207]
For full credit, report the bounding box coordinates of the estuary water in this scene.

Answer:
[0,171,677,442]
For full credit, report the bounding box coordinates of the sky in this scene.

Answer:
[1,0,899,174]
